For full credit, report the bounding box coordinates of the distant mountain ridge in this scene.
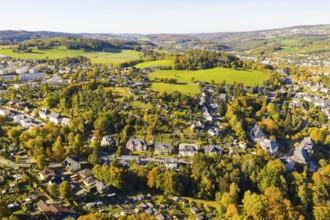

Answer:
[0,24,328,43]
[0,30,80,42]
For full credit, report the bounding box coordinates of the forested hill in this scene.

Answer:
[0,30,80,43]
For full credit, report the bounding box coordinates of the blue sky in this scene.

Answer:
[0,0,329,34]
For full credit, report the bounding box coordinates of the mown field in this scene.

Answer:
[151,82,200,95]
[0,46,141,64]
[149,68,267,86]
[135,60,173,68]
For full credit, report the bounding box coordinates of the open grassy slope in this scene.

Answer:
[149,68,267,86]
[0,46,141,64]
[135,60,173,68]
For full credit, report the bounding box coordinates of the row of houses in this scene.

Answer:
[38,108,70,126]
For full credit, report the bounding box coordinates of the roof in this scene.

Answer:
[39,168,55,176]
[292,137,314,164]
[79,169,92,177]
[204,145,222,154]
[154,142,172,150]
[83,177,95,185]
[49,111,60,119]
[36,200,48,212]
[179,143,198,151]
[249,124,266,140]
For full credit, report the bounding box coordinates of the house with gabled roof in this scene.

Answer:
[248,124,267,144]
[39,108,50,120]
[259,139,278,155]
[63,157,81,172]
[204,145,222,155]
[101,135,113,147]
[154,142,172,155]
[38,168,56,181]
[78,169,92,178]
[126,139,147,152]
[49,111,61,124]
[164,158,178,170]
[291,137,314,165]
[179,143,198,157]
[61,117,70,126]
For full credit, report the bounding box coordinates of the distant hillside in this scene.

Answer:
[0,30,80,43]
[146,25,330,56]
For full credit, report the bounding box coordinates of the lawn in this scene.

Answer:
[149,68,267,86]
[0,46,141,64]
[151,82,200,95]
[135,60,173,69]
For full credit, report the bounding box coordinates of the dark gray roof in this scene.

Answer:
[204,145,222,154]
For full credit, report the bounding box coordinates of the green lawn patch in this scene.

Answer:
[0,46,141,64]
[149,68,267,86]
[151,82,200,95]
[135,60,173,69]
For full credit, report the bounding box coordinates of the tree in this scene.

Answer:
[242,190,267,219]
[36,155,47,170]
[60,181,73,199]
[52,136,65,161]
[226,204,239,220]
[88,148,98,165]
[48,184,58,198]
[0,198,10,218]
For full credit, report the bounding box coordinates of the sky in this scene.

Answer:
[0,0,329,34]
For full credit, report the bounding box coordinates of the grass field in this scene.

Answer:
[151,82,200,95]
[149,68,267,86]
[135,60,173,68]
[0,46,141,64]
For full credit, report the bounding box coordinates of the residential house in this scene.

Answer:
[208,127,220,136]
[163,158,178,170]
[0,107,10,116]
[191,206,200,214]
[154,142,172,155]
[204,145,222,155]
[38,168,56,181]
[126,139,147,152]
[179,143,198,157]
[83,177,96,186]
[95,180,108,194]
[259,139,278,155]
[101,135,113,147]
[16,66,29,74]
[291,137,314,165]
[63,157,81,172]
[61,117,70,126]
[49,111,61,124]
[36,200,76,220]
[248,124,267,144]
[39,108,50,120]
[121,156,139,166]
[78,169,92,178]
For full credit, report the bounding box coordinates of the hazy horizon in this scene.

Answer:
[0,0,329,34]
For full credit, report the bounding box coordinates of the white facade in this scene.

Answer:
[16,66,29,74]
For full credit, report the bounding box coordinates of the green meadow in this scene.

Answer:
[135,60,173,68]
[149,68,267,86]
[0,46,141,64]
[151,82,200,95]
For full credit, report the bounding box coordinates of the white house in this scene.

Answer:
[16,66,29,74]
[259,139,278,155]
[39,108,50,120]
[179,143,198,157]
[49,112,61,124]
[101,135,113,147]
